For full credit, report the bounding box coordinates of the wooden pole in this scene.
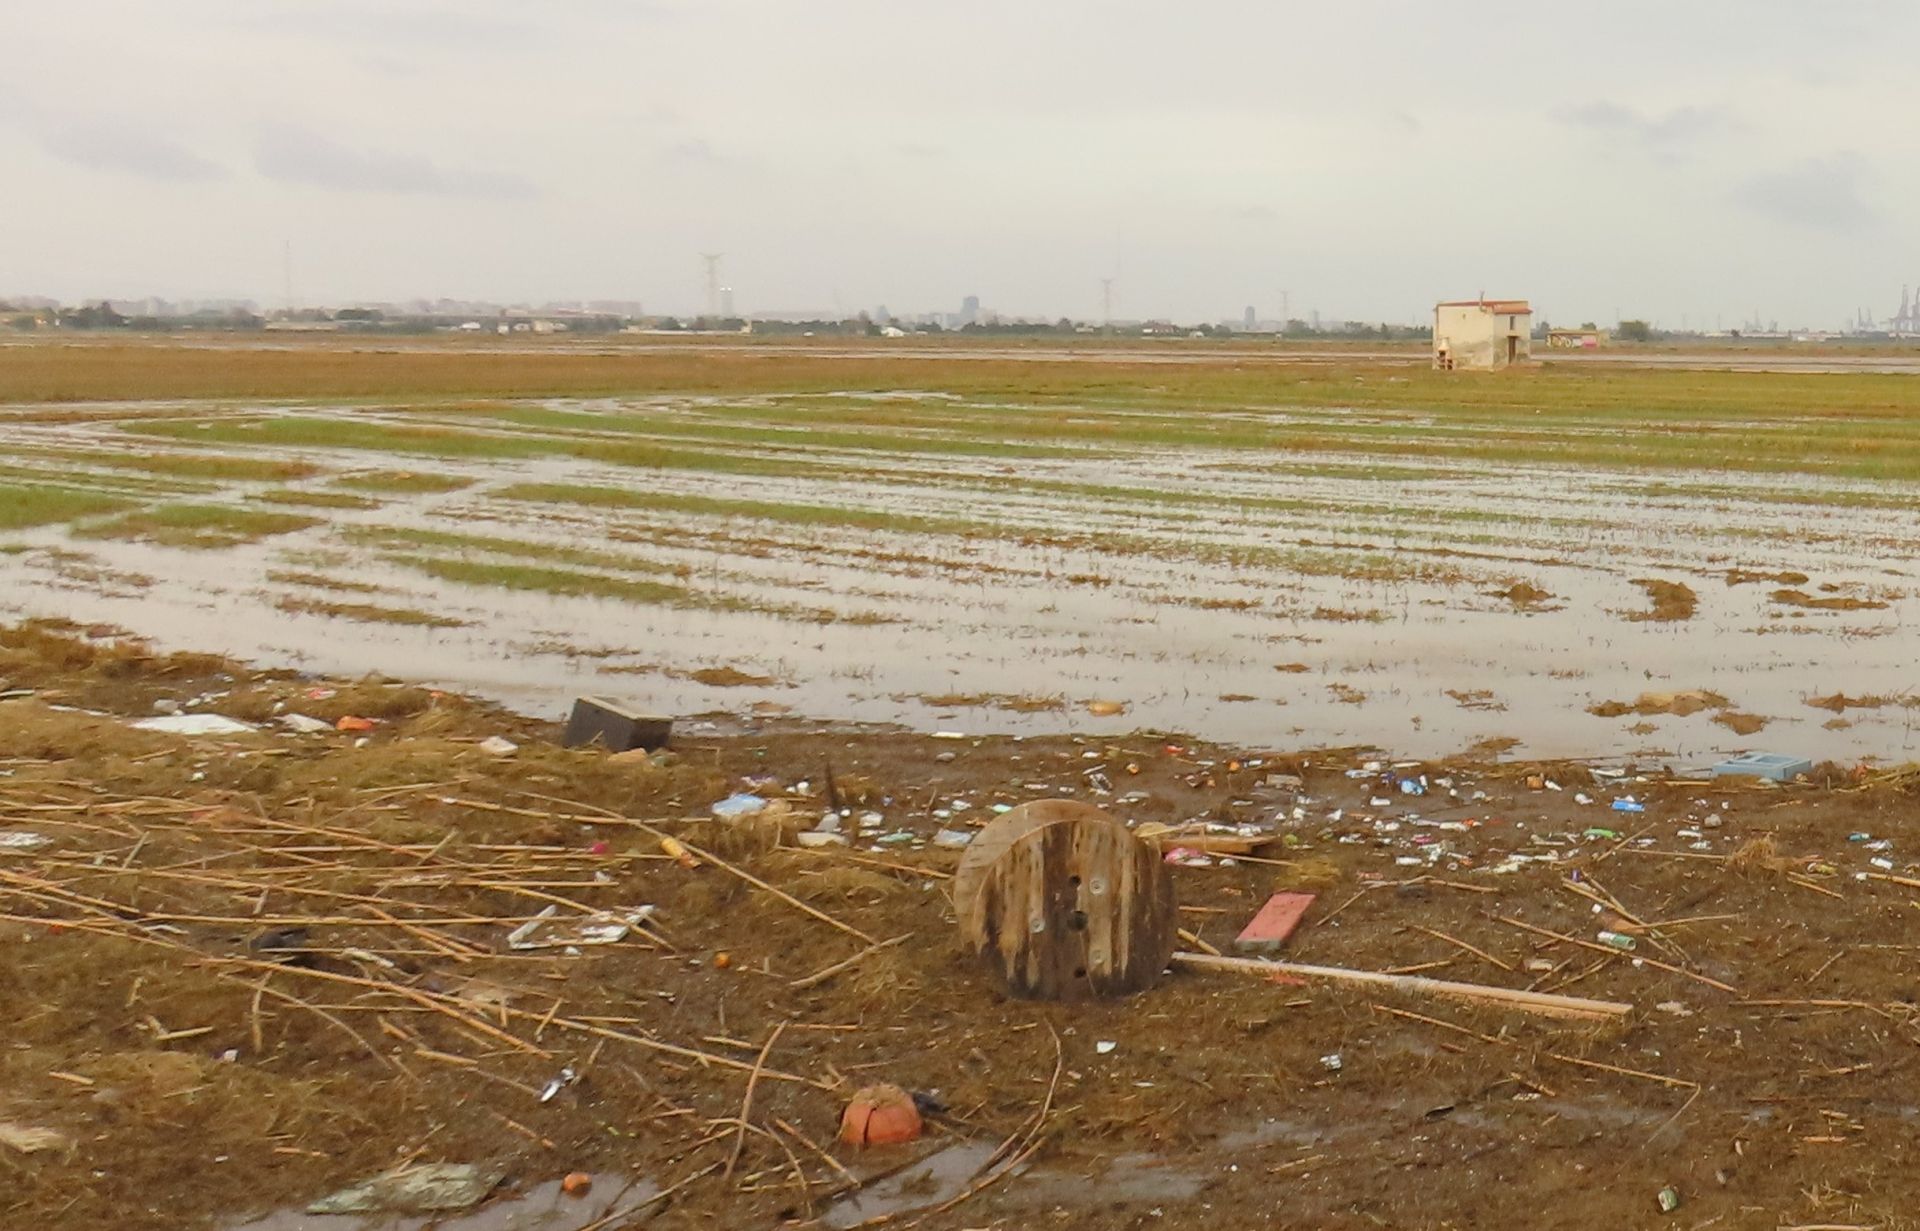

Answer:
[1168,951,1632,1022]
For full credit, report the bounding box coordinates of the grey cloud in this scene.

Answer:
[1553,101,1740,157]
[252,125,535,199]
[40,123,225,182]
[1734,155,1878,231]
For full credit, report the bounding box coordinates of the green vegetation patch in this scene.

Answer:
[81,450,322,483]
[343,525,683,577]
[496,481,989,538]
[0,483,134,531]
[128,415,827,478]
[388,553,691,605]
[74,503,323,550]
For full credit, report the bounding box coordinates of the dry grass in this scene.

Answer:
[272,595,465,628]
[1726,834,1787,873]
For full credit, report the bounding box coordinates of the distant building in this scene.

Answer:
[1243,305,1256,330]
[1546,327,1604,350]
[960,294,980,326]
[1433,299,1532,370]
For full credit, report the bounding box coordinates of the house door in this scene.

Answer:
[1506,336,1518,364]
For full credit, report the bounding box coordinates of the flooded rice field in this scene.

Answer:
[3,389,1917,764]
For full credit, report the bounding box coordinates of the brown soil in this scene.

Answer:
[1770,588,1890,611]
[1626,578,1698,622]
[1808,692,1915,713]
[688,666,779,688]
[917,692,1066,714]
[1588,689,1730,719]
[1725,569,1809,586]
[1487,581,1556,609]
[7,619,1920,1230]
[1712,710,1769,736]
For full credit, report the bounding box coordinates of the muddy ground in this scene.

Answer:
[4,618,1920,1230]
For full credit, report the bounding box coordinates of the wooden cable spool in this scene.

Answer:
[953,800,1176,1000]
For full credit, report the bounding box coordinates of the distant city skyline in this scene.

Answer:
[13,284,1920,336]
[4,2,1916,328]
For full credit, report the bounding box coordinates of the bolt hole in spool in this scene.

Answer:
[952,800,1176,1001]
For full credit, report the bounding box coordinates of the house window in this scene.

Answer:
[1508,315,1516,330]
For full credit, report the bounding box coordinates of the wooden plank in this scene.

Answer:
[1168,952,1632,1022]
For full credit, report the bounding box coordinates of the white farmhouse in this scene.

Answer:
[1432,299,1532,370]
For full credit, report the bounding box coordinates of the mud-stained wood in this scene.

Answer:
[952,800,1111,925]
[958,804,1175,1001]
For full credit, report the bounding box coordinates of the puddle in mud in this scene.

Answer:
[7,395,1920,764]
[822,1140,1211,1227]
[824,1142,1000,1228]
[223,1172,656,1231]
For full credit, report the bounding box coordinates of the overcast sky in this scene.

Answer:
[3,0,1914,326]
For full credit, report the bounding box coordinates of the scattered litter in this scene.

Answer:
[797,831,848,848]
[661,837,699,869]
[1320,1053,1343,1072]
[1095,1040,1117,1055]
[1656,1186,1681,1214]
[932,828,974,849]
[478,735,518,757]
[0,831,53,850]
[840,1083,923,1148]
[1709,752,1811,782]
[711,793,768,820]
[1611,798,1646,813]
[539,1066,579,1103]
[335,715,376,733]
[307,1163,505,1215]
[277,713,331,735]
[1085,700,1128,717]
[1656,1001,1694,1017]
[562,1172,593,1196]
[132,714,254,736]
[1596,930,1637,951]
[564,696,672,752]
[506,904,657,951]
